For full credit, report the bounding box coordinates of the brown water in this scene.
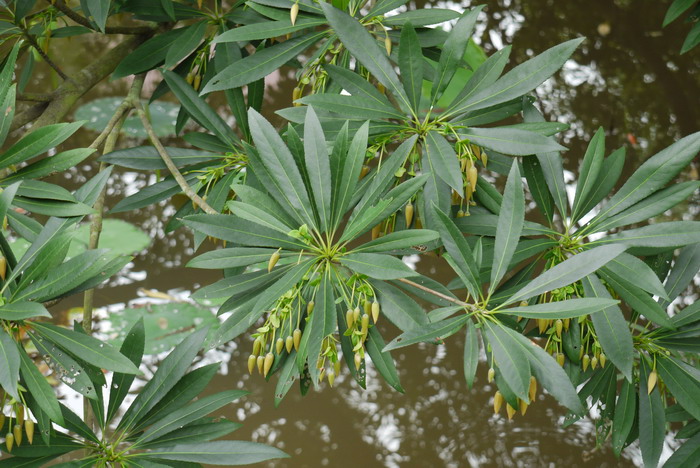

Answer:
[14,0,700,466]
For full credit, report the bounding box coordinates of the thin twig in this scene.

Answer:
[50,0,156,35]
[22,29,68,80]
[397,277,473,309]
[134,89,218,215]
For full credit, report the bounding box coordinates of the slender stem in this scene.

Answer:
[16,92,52,102]
[397,277,473,310]
[50,0,156,35]
[22,28,68,80]
[133,89,218,215]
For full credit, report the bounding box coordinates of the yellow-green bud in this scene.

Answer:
[487,367,495,383]
[493,391,503,414]
[263,352,274,377]
[293,328,302,351]
[268,249,281,272]
[285,335,294,353]
[276,338,284,354]
[372,300,380,324]
[647,370,658,394]
[247,355,256,374]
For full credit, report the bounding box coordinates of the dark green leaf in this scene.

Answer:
[0,329,20,400]
[598,270,674,328]
[366,325,403,392]
[482,321,530,401]
[424,130,462,193]
[370,280,429,332]
[398,23,423,112]
[661,242,700,308]
[604,253,670,300]
[571,127,605,223]
[490,162,524,293]
[303,106,332,232]
[497,298,619,319]
[0,301,50,320]
[113,28,192,78]
[0,122,83,170]
[463,319,479,388]
[612,378,637,456]
[164,21,207,68]
[107,319,145,422]
[142,440,288,465]
[581,275,634,381]
[383,315,469,351]
[340,252,417,280]
[593,221,700,249]
[213,18,325,43]
[656,355,700,421]
[18,348,63,424]
[664,431,700,467]
[458,126,565,155]
[354,229,439,253]
[639,357,665,468]
[182,214,306,250]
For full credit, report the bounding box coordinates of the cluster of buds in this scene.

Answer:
[247,285,306,378]
[0,401,34,452]
[185,44,212,92]
[315,336,341,387]
[453,143,487,217]
[343,277,380,374]
[493,376,538,420]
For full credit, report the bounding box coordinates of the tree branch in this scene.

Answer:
[22,28,68,80]
[134,86,218,215]
[51,0,157,35]
[16,92,53,102]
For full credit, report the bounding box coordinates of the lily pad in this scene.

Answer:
[74,97,179,138]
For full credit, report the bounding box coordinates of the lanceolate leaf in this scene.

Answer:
[332,122,368,228]
[506,244,627,305]
[482,321,531,401]
[142,440,288,465]
[365,325,404,393]
[431,6,483,102]
[306,272,336,385]
[593,221,700,249]
[425,130,463,193]
[458,127,566,155]
[340,253,417,280]
[592,131,700,223]
[576,146,626,221]
[202,32,324,93]
[0,329,20,400]
[639,358,665,468]
[463,319,479,388]
[453,38,584,113]
[31,323,139,374]
[18,349,64,424]
[107,319,146,422]
[581,275,634,381]
[320,2,411,111]
[612,378,636,456]
[656,355,700,421]
[497,298,619,319]
[490,162,524,294]
[661,242,700,308]
[303,107,332,232]
[664,432,700,468]
[354,229,439,253]
[383,315,469,351]
[603,252,670,300]
[571,127,605,223]
[398,23,424,112]
[598,270,674,328]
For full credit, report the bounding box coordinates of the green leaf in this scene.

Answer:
[431,206,481,298]
[639,357,665,468]
[354,229,439,253]
[12,197,94,217]
[107,319,145,422]
[581,274,634,381]
[598,270,674,328]
[603,253,670,301]
[227,201,294,234]
[366,325,403,392]
[458,126,565,155]
[522,156,555,223]
[661,242,700,307]
[571,127,605,223]
[506,244,626,305]
[370,280,429,332]
[303,106,332,233]
[383,315,469,351]
[453,38,584,113]
[663,0,696,26]
[274,351,299,407]
[612,378,636,456]
[463,319,479,388]
[18,348,63,424]
[323,65,397,113]
[188,247,283,269]
[299,93,404,120]
[162,70,240,148]
[0,329,20,400]
[31,323,138,374]
[202,33,323,93]
[84,0,110,32]
[340,252,417,280]
[247,109,316,228]
[383,8,460,26]
[139,420,242,449]
[445,46,511,119]
[681,21,700,54]
[490,162,524,293]
[656,355,700,421]
[431,6,483,102]
[482,321,530,401]
[664,432,700,467]
[305,272,336,385]
[119,327,208,431]
[0,121,83,170]
[213,18,325,43]
[142,441,288,465]
[593,221,700,249]
[497,298,619,319]
[2,148,95,183]
[576,146,626,221]
[320,2,410,111]
[182,214,306,250]
[137,390,247,445]
[0,301,50,320]
[232,183,298,229]
[591,131,700,224]
[113,27,192,78]
[111,172,199,213]
[164,21,207,68]
[0,181,20,224]
[424,130,462,193]
[398,23,424,112]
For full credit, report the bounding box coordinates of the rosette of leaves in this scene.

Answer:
[183,107,440,398]
[0,320,288,467]
[274,4,581,229]
[443,104,700,461]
